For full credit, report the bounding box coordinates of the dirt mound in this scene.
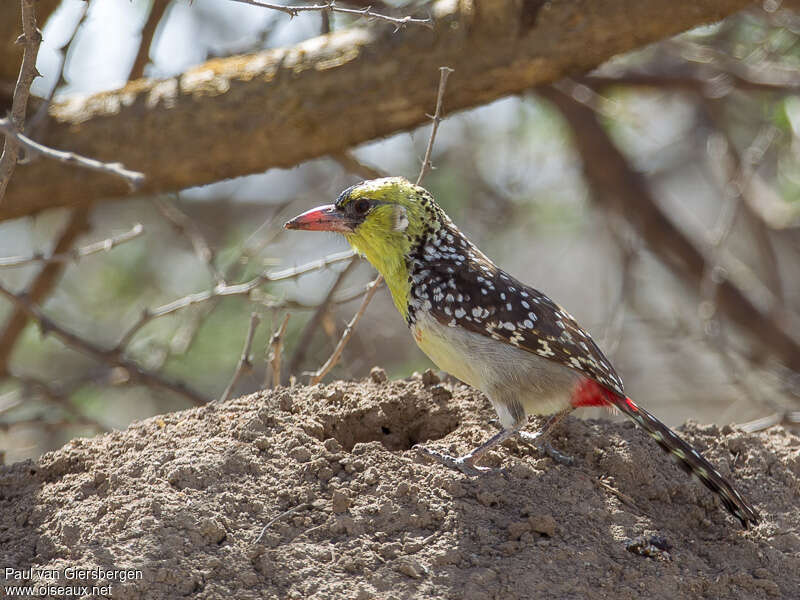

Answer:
[1,373,798,599]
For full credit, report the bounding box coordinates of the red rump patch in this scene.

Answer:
[571,378,629,408]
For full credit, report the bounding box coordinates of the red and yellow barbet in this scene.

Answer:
[286,177,759,528]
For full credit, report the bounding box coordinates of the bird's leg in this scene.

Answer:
[518,409,575,466]
[416,421,525,476]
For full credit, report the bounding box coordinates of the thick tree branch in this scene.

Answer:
[539,86,800,374]
[2,0,758,222]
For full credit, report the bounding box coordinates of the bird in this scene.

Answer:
[285,176,759,528]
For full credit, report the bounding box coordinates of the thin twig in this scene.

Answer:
[153,196,225,285]
[130,0,170,80]
[116,249,355,349]
[332,151,386,180]
[228,0,433,30]
[0,207,91,376]
[288,256,359,374]
[254,502,310,545]
[416,66,453,185]
[0,118,145,190]
[0,223,143,268]
[0,283,209,406]
[267,313,291,388]
[594,477,653,520]
[0,0,42,202]
[308,275,382,384]
[219,312,261,403]
[6,372,108,431]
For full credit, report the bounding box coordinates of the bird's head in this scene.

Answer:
[285,177,442,312]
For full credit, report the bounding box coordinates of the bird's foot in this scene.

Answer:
[414,444,495,476]
[518,431,575,466]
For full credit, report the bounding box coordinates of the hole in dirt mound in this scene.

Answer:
[315,396,460,452]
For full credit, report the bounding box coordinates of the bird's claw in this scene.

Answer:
[414,444,494,476]
[518,431,575,466]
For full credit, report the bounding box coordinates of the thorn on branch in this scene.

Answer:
[417,66,454,186]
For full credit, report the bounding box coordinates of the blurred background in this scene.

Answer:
[0,0,799,463]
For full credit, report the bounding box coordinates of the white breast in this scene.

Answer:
[411,312,578,426]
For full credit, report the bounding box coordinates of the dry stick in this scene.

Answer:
[416,66,454,186]
[0,282,209,405]
[738,410,800,433]
[287,257,359,375]
[219,312,261,403]
[0,118,145,190]
[116,249,355,349]
[0,0,42,203]
[130,0,170,80]
[267,313,291,388]
[0,207,91,376]
[153,196,225,285]
[227,0,433,30]
[254,502,310,545]
[0,223,143,268]
[308,275,382,385]
[148,201,293,367]
[307,66,453,384]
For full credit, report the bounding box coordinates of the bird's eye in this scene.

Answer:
[353,199,370,215]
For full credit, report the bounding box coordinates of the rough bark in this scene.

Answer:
[1,0,754,222]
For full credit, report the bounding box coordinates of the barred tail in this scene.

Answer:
[608,392,759,528]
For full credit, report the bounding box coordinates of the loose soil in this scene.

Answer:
[1,371,798,599]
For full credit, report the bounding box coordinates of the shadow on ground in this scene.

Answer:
[1,372,798,599]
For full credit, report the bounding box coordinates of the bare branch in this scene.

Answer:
[1,0,756,221]
[332,151,386,180]
[0,0,42,202]
[130,0,170,80]
[0,117,145,190]
[308,274,382,385]
[228,0,433,30]
[153,196,225,285]
[0,223,143,268]
[268,313,291,388]
[0,207,90,376]
[288,256,359,374]
[117,249,355,349]
[540,84,800,373]
[417,66,453,185]
[220,312,261,403]
[0,282,209,405]
[5,372,108,432]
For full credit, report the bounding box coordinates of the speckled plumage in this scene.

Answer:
[285,176,759,528]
